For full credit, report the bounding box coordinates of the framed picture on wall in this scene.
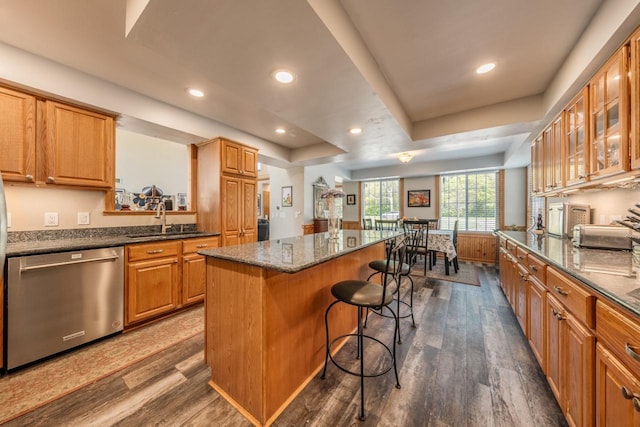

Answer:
[408,189,430,207]
[257,194,262,215]
[282,186,293,207]
[346,194,356,205]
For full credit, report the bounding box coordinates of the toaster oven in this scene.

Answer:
[572,224,632,250]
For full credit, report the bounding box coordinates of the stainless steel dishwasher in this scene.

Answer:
[6,246,124,370]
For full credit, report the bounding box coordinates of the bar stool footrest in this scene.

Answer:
[326,333,395,378]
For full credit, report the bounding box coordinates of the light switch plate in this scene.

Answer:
[77,212,90,225]
[44,212,59,227]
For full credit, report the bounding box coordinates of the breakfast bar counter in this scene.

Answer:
[199,230,399,426]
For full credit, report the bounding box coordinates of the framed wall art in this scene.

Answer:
[407,189,431,207]
[281,186,293,207]
[346,194,356,205]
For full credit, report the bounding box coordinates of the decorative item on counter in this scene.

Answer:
[534,209,544,235]
[321,188,346,239]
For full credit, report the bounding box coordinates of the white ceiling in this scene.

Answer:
[1,0,632,178]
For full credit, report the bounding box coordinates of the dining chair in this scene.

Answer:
[362,218,373,230]
[413,224,432,275]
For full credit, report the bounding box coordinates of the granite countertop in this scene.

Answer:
[497,231,640,317]
[6,226,219,257]
[199,229,402,274]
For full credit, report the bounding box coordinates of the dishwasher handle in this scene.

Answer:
[20,254,121,273]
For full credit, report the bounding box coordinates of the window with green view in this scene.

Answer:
[440,171,498,231]
[362,179,400,221]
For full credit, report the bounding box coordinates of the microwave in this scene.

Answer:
[547,202,590,237]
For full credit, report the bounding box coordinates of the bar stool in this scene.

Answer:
[321,235,406,421]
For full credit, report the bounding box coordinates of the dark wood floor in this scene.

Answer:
[5,265,568,427]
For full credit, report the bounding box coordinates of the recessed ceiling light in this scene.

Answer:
[275,127,286,134]
[349,127,363,135]
[476,63,496,74]
[272,69,295,84]
[187,88,204,97]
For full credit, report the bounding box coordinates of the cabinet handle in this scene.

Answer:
[634,397,640,412]
[47,176,55,183]
[25,174,34,181]
[553,286,568,296]
[626,343,640,362]
[196,244,208,248]
[622,386,636,400]
[146,249,164,254]
[529,264,539,272]
[551,309,564,320]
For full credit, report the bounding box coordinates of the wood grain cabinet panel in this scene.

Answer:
[44,100,114,188]
[0,86,36,183]
[564,87,590,185]
[531,134,545,195]
[596,343,640,427]
[528,276,547,371]
[632,27,640,170]
[516,263,528,332]
[456,232,496,263]
[588,45,630,179]
[182,237,220,305]
[221,138,258,178]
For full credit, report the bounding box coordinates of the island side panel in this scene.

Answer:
[263,242,385,422]
[205,258,265,423]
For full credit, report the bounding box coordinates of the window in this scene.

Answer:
[362,179,400,220]
[440,171,498,231]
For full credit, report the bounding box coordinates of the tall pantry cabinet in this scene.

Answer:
[197,137,258,247]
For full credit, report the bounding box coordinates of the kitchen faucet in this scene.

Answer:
[155,201,171,234]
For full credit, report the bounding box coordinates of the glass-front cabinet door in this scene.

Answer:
[543,114,563,192]
[531,135,544,195]
[630,27,640,169]
[589,45,630,178]
[564,87,590,186]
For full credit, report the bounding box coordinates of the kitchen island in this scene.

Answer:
[199,229,400,426]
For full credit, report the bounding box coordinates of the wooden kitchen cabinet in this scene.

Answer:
[0,84,115,188]
[589,45,630,179]
[0,86,36,183]
[531,134,545,195]
[543,114,564,192]
[630,27,640,170]
[596,343,640,427]
[43,100,114,188]
[221,138,258,178]
[564,87,590,186]
[528,275,547,370]
[126,241,180,325]
[545,268,596,427]
[516,263,528,332]
[197,137,258,247]
[182,236,219,305]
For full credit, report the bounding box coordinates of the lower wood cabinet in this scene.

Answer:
[528,276,547,370]
[125,236,219,327]
[516,263,528,332]
[595,343,640,427]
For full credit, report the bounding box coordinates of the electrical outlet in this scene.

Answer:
[44,212,59,227]
[7,212,11,228]
[77,212,90,225]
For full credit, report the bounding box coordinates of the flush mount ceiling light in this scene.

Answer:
[476,63,496,74]
[272,69,295,84]
[349,127,363,135]
[187,88,204,97]
[398,152,413,163]
[275,127,286,134]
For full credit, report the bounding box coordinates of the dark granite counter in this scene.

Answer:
[497,231,640,317]
[6,225,219,257]
[199,229,401,273]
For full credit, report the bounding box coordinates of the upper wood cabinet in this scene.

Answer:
[0,86,36,183]
[44,100,114,188]
[0,84,115,189]
[221,138,258,178]
[564,87,590,186]
[631,27,640,170]
[531,135,545,195]
[588,45,630,179]
[543,114,563,192]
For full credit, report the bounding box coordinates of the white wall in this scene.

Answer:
[403,176,438,219]
[268,166,305,239]
[342,181,360,222]
[550,186,640,225]
[504,168,527,227]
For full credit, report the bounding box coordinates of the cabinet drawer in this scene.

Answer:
[506,240,518,257]
[515,246,528,264]
[526,253,547,283]
[547,267,595,328]
[183,237,220,254]
[596,300,640,379]
[127,241,180,262]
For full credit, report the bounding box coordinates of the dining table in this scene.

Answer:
[407,226,457,275]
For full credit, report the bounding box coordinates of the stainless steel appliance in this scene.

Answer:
[547,202,590,237]
[6,247,124,370]
[572,224,632,250]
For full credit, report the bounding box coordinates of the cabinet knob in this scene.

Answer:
[622,386,635,400]
[626,343,640,362]
[25,174,34,181]
[529,265,538,272]
[634,397,640,413]
[47,176,55,183]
